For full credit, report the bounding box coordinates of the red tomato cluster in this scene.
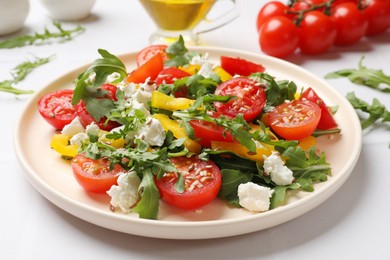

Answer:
[256,0,390,57]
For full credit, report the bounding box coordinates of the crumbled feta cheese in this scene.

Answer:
[136,118,165,147]
[132,89,152,109]
[131,101,150,117]
[86,122,100,136]
[198,62,216,79]
[69,133,89,146]
[118,82,137,97]
[61,117,85,136]
[263,152,294,186]
[107,171,141,213]
[238,182,273,212]
[190,53,209,65]
[138,79,155,93]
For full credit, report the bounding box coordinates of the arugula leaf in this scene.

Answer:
[164,35,199,67]
[346,92,390,129]
[325,56,390,93]
[218,169,253,206]
[0,21,85,49]
[72,49,127,121]
[270,183,301,209]
[0,56,53,95]
[133,170,160,220]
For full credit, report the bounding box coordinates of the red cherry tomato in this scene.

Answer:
[189,120,234,148]
[136,44,168,66]
[127,53,164,83]
[38,89,77,130]
[214,77,266,122]
[71,154,124,193]
[298,11,337,55]
[268,99,321,140]
[300,87,338,130]
[364,0,390,36]
[331,3,368,46]
[155,156,222,210]
[220,56,265,76]
[256,1,288,31]
[259,16,299,58]
[155,67,191,97]
[74,84,120,131]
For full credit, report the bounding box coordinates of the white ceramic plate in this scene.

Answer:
[14,47,362,239]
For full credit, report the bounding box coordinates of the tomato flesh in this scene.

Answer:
[268,99,321,140]
[127,54,164,83]
[214,77,266,122]
[220,56,265,76]
[71,154,125,193]
[189,120,234,148]
[155,156,222,210]
[136,44,168,66]
[38,89,77,130]
[155,67,191,97]
[300,87,338,130]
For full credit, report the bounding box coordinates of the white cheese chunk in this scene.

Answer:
[61,117,85,136]
[136,118,165,147]
[69,133,89,146]
[263,152,294,186]
[107,171,141,213]
[238,182,273,212]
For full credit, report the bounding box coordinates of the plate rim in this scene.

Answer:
[14,46,362,239]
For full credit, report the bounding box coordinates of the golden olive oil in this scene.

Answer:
[140,0,216,31]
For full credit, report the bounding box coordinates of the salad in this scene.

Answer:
[37,37,340,220]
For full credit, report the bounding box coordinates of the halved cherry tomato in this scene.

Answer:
[189,120,234,148]
[75,84,120,131]
[38,89,77,130]
[220,56,265,76]
[155,156,222,210]
[155,67,191,97]
[214,77,266,122]
[300,87,338,130]
[71,154,125,193]
[136,44,168,66]
[127,54,164,83]
[268,99,321,140]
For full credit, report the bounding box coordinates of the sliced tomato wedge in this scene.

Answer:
[71,154,125,193]
[214,77,266,122]
[268,99,321,140]
[75,84,120,131]
[189,120,234,148]
[136,44,168,66]
[300,87,338,130]
[155,156,222,210]
[220,56,265,76]
[127,54,164,83]
[155,67,191,97]
[38,89,77,130]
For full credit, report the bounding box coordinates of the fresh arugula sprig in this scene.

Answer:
[0,56,53,95]
[325,56,390,93]
[164,35,200,67]
[0,21,85,49]
[346,92,390,130]
[72,49,127,122]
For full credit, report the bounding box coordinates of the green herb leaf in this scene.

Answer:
[0,21,85,49]
[164,35,199,67]
[325,56,390,93]
[0,56,53,95]
[218,169,253,206]
[270,183,300,209]
[133,170,160,220]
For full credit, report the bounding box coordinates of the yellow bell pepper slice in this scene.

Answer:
[211,141,274,162]
[298,135,317,151]
[153,113,201,154]
[179,64,200,75]
[50,134,78,158]
[213,66,232,82]
[151,91,194,111]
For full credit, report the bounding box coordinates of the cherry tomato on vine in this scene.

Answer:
[259,16,299,58]
[155,156,222,210]
[298,11,337,54]
[71,154,125,193]
[268,99,321,140]
[38,89,77,130]
[214,77,266,122]
[256,1,288,31]
[364,0,390,36]
[331,3,368,46]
